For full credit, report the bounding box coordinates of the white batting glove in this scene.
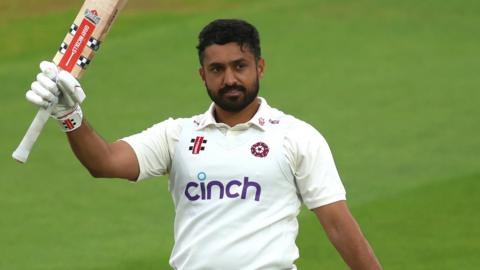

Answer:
[26,61,86,132]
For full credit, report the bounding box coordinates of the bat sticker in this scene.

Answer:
[85,9,101,24]
[69,24,78,35]
[76,55,91,69]
[59,19,95,72]
[87,37,101,51]
[59,42,68,54]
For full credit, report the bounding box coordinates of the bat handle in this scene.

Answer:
[12,107,53,163]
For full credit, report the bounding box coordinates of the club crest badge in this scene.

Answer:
[251,142,269,158]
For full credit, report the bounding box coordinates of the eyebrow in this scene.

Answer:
[207,57,248,68]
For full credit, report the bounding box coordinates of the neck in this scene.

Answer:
[214,97,261,127]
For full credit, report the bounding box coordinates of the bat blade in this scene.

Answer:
[53,0,128,79]
[12,0,128,163]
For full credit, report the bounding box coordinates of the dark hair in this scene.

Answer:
[196,19,261,64]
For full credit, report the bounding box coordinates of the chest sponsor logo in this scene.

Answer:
[185,172,262,202]
[251,142,269,158]
[189,136,207,154]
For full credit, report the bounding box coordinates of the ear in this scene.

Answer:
[257,58,265,79]
[199,67,206,82]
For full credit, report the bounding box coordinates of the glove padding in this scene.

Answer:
[26,61,86,119]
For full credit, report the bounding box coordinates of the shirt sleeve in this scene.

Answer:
[120,118,182,181]
[285,121,346,209]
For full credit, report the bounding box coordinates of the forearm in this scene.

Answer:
[66,119,138,180]
[327,217,382,270]
[66,119,112,176]
[315,202,382,270]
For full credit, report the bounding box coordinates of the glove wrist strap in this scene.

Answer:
[57,106,83,132]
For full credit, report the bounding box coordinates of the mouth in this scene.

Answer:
[222,88,245,99]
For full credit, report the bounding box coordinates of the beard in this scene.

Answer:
[206,78,259,112]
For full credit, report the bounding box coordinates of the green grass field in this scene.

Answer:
[1,0,479,269]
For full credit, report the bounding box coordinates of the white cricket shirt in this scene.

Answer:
[122,97,346,270]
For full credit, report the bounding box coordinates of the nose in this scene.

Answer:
[223,67,238,86]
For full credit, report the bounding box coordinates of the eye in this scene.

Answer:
[236,63,247,70]
[209,65,223,73]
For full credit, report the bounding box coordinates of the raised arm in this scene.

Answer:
[313,201,382,270]
[66,121,139,180]
[25,61,139,181]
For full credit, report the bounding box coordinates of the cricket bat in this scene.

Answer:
[12,0,128,163]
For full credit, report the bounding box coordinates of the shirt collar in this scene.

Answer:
[195,97,271,131]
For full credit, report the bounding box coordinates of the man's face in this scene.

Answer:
[199,42,265,112]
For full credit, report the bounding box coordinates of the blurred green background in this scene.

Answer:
[1,0,479,269]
